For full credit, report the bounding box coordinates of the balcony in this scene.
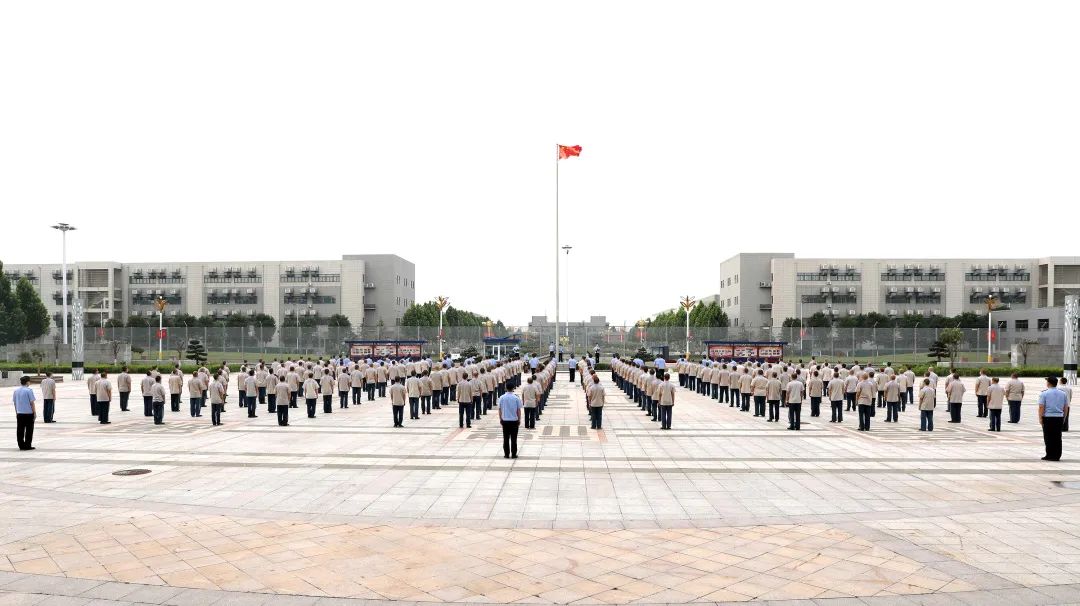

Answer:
[364,304,376,311]
[758,303,772,311]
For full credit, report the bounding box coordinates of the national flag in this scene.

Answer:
[557,144,582,160]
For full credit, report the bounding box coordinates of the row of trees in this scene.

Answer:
[648,301,730,328]
[783,311,989,329]
[401,302,505,329]
[0,262,50,345]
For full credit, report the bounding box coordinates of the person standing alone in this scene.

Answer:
[12,376,36,450]
[498,382,522,458]
[1040,376,1068,461]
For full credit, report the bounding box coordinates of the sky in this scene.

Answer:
[2,1,1078,327]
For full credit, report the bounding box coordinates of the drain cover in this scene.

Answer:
[112,469,151,476]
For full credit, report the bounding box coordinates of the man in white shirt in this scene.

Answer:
[40,372,57,423]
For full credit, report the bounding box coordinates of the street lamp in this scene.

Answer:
[986,295,998,363]
[562,245,572,345]
[434,296,449,359]
[680,296,696,358]
[154,297,168,361]
[50,223,76,345]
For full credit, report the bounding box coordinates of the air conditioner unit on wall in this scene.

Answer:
[847,309,856,315]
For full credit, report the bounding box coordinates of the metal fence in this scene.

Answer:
[1,325,1068,365]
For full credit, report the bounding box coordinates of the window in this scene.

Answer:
[396,297,401,305]
[735,275,739,284]
[996,320,1007,331]
[1038,318,1050,331]
[734,296,739,305]
[1015,320,1029,331]
[396,275,401,284]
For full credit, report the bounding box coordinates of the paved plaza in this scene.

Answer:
[1,371,1080,605]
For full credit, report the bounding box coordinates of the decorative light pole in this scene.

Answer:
[435,296,449,359]
[154,297,168,361]
[50,223,76,345]
[680,296,696,358]
[985,294,998,363]
[1064,295,1078,390]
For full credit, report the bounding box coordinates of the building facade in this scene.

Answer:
[718,254,1080,327]
[3,254,415,332]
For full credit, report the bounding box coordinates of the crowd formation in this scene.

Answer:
[12,354,562,457]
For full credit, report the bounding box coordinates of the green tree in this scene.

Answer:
[15,278,49,340]
[185,339,208,364]
[326,314,351,327]
[251,313,276,343]
[806,312,830,327]
[782,317,801,328]
[165,313,199,327]
[402,302,499,327]
[127,315,151,328]
[938,327,964,367]
[104,318,125,328]
[927,339,949,364]
[0,262,27,345]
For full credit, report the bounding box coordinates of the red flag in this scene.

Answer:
[557,144,582,160]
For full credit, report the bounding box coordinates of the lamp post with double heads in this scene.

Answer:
[435,296,449,360]
[680,296,696,358]
[51,223,76,345]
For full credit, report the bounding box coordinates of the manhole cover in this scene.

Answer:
[112,469,151,476]
[1053,481,1080,489]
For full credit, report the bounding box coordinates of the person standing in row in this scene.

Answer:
[456,372,474,428]
[918,378,936,431]
[236,369,247,409]
[267,369,278,414]
[987,377,1005,432]
[350,365,364,406]
[1061,377,1073,432]
[827,372,844,423]
[187,372,203,417]
[406,373,421,420]
[320,371,335,414]
[141,370,154,417]
[1040,376,1068,461]
[658,373,675,429]
[807,370,823,418]
[117,367,131,412]
[245,370,259,418]
[13,376,36,450]
[303,373,319,419]
[389,377,406,427]
[856,372,875,431]
[150,375,167,425]
[207,374,224,425]
[40,372,56,423]
[337,368,350,409]
[567,354,576,383]
[87,369,99,417]
[884,375,900,423]
[946,373,965,423]
[274,377,291,426]
[1006,373,1025,423]
[95,371,113,425]
[786,374,804,430]
[766,372,782,423]
[587,375,605,430]
[498,382,522,458]
[169,370,183,413]
[974,369,990,418]
[522,376,539,429]
[420,371,433,414]
[256,365,269,405]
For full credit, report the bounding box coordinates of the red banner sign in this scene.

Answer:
[157,329,167,339]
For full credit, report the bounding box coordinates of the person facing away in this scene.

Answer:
[1040,376,1069,461]
[13,376,37,450]
[497,383,523,459]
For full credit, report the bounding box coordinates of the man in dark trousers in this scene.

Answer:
[12,376,37,450]
[498,382,522,459]
[1040,376,1069,461]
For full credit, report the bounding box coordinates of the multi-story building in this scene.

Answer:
[3,254,415,332]
[717,254,1080,327]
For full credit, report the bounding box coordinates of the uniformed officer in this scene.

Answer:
[274,377,291,426]
[807,370,823,418]
[255,364,269,404]
[209,374,226,425]
[150,374,167,425]
[337,368,350,408]
[567,354,577,383]
[827,370,844,423]
[587,375,605,430]
[946,372,965,423]
[856,372,875,431]
[658,373,675,429]
[140,370,154,417]
[420,371,433,414]
[765,372,782,422]
[245,370,258,418]
[303,373,319,418]
[884,375,900,422]
[405,372,421,419]
[456,372,474,428]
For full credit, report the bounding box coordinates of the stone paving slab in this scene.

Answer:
[0,373,1077,603]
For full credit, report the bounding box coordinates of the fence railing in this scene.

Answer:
[0,325,1068,365]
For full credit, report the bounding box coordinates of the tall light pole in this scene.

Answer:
[986,294,998,363]
[680,296,696,358]
[435,296,449,359]
[51,223,76,345]
[562,245,572,344]
[154,297,168,361]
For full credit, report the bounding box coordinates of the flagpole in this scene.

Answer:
[555,143,560,363]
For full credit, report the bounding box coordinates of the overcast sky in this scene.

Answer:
[2,1,1077,327]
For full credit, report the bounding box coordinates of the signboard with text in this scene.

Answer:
[704,341,786,362]
[345,340,426,361]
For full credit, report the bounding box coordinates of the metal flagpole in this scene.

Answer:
[555,144,560,362]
